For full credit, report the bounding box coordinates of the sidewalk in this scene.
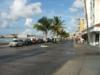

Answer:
[52,44,100,75]
[74,44,100,55]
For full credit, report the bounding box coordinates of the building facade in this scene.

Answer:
[79,19,85,32]
[82,0,100,46]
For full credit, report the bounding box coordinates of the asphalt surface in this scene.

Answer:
[0,41,76,75]
[52,44,100,75]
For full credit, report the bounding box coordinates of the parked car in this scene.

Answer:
[9,39,24,47]
[37,39,44,43]
[47,38,52,42]
[23,39,33,46]
[32,38,37,44]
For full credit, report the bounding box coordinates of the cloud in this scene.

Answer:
[22,29,33,35]
[0,12,10,28]
[69,7,78,12]
[25,18,33,28]
[0,0,42,28]
[0,20,8,28]
[69,0,83,13]
[67,19,77,32]
[9,0,42,20]
[73,0,83,9]
[67,0,84,32]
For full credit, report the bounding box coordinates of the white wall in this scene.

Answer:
[86,0,91,27]
[95,0,100,24]
[17,34,27,39]
[86,0,100,26]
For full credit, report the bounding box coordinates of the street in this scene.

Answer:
[0,0,100,75]
[0,41,76,75]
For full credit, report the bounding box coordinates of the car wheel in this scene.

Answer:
[16,44,18,47]
[10,46,12,47]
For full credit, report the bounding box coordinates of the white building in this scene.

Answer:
[85,0,100,26]
[82,0,100,46]
[17,34,36,41]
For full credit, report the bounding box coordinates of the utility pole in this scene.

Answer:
[83,0,91,44]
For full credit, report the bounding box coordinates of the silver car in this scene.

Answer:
[9,39,23,47]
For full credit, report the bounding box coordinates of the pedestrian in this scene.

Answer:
[80,38,84,44]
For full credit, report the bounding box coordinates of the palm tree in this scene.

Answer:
[33,17,52,40]
[58,29,69,39]
[51,16,64,38]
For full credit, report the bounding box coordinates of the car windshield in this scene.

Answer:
[13,40,18,42]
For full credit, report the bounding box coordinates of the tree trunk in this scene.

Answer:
[43,31,48,42]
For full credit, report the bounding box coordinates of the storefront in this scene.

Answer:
[82,23,100,46]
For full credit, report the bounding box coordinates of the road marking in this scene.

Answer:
[40,44,48,48]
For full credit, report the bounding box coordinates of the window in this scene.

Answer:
[95,33,99,42]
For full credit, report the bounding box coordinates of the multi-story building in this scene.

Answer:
[79,19,85,32]
[82,0,100,46]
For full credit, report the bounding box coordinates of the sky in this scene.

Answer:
[0,0,84,35]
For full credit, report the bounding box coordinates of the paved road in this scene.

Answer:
[0,41,76,75]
